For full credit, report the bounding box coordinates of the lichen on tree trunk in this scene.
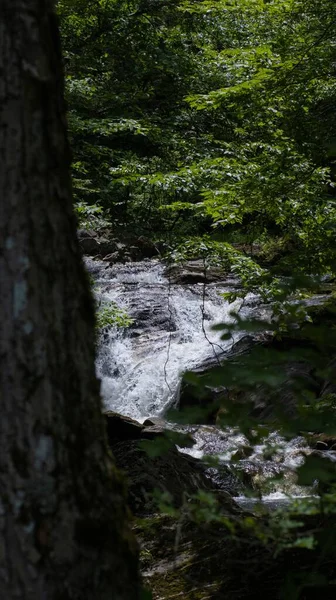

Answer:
[0,2,139,598]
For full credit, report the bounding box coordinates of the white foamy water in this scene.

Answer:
[89,258,247,421]
[179,424,309,498]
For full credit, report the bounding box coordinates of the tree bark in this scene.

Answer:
[0,2,139,598]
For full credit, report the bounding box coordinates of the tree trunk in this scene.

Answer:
[0,2,139,598]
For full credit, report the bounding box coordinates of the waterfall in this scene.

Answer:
[88,258,249,421]
[86,257,313,502]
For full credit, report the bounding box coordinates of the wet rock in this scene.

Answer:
[78,229,103,255]
[101,251,120,262]
[101,243,132,263]
[78,229,118,257]
[315,441,329,451]
[78,229,159,261]
[164,260,227,284]
[141,425,166,439]
[131,236,159,260]
[232,445,254,461]
[204,465,244,496]
[105,411,144,445]
[308,434,336,450]
[142,423,196,449]
[105,412,195,449]
[104,417,239,515]
[127,288,178,333]
[112,439,240,516]
[143,417,166,427]
[176,295,336,428]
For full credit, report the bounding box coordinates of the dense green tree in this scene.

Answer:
[60,0,336,287]
[184,0,336,275]
[58,0,250,236]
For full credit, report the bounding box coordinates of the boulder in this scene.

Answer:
[143,417,166,428]
[232,445,254,461]
[315,441,329,451]
[112,438,239,516]
[104,412,241,515]
[128,236,159,260]
[105,411,195,447]
[78,229,119,257]
[78,229,102,255]
[78,229,159,261]
[164,260,227,284]
[141,425,166,438]
[308,434,336,451]
[105,411,144,445]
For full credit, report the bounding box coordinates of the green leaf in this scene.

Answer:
[297,455,336,486]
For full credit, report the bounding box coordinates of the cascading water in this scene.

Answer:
[89,257,250,421]
[86,257,312,503]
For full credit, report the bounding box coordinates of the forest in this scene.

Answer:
[1,1,336,599]
[61,1,336,597]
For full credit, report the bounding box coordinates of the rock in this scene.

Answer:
[141,425,166,439]
[102,251,120,263]
[170,431,197,449]
[177,381,223,424]
[105,412,195,450]
[203,465,244,496]
[137,236,159,258]
[78,229,159,261]
[138,515,251,599]
[315,441,329,451]
[308,434,336,450]
[105,411,144,445]
[104,413,233,516]
[112,439,240,516]
[319,357,336,398]
[164,260,227,284]
[101,243,131,263]
[222,358,317,423]
[232,445,254,461]
[143,417,166,427]
[78,228,120,257]
[177,295,336,427]
[78,229,102,255]
[128,237,159,261]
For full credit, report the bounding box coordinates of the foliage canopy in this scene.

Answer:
[59,0,336,287]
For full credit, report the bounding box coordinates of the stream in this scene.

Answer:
[86,257,313,507]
